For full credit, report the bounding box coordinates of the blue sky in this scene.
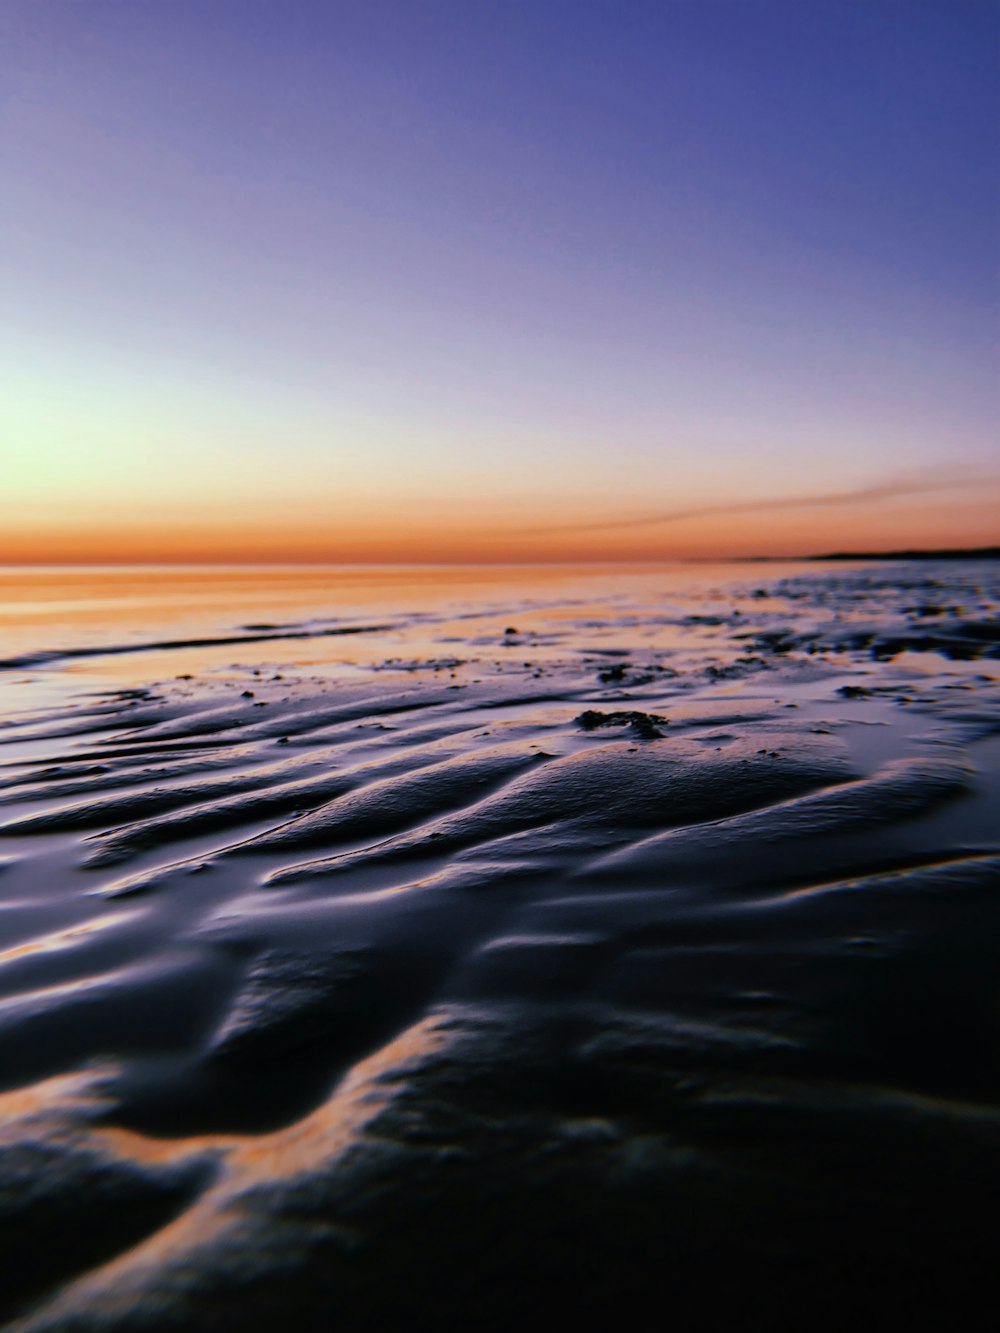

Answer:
[2,0,997,558]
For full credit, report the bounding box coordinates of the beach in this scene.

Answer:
[1,558,998,1329]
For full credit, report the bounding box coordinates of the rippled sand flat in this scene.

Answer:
[0,561,998,1329]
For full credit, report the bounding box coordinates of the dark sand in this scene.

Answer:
[0,560,998,1330]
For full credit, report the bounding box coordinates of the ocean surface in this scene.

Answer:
[1,560,998,1330]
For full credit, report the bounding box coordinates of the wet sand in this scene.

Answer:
[0,560,998,1330]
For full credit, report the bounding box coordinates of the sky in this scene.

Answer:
[1,0,997,562]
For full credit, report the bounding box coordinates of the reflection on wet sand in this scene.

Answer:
[0,560,998,1328]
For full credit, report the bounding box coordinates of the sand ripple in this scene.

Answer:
[0,562,998,1328]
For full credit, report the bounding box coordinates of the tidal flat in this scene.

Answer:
[0,560,998,1330]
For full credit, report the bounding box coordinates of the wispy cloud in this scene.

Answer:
[517,470,997,537]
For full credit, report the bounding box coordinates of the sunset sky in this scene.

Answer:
[2,0,997,563]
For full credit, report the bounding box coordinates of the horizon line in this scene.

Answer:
[2,545,999,570]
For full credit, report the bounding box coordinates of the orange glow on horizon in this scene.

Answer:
[3,488,998,565]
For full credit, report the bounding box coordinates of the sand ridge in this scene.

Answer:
[0,559,998,1328]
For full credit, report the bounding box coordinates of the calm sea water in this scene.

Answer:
[0,560,815,691]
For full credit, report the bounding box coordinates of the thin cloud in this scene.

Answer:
[516,472,997,537]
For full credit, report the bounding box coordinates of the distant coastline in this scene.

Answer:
[807,546,1000,562]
